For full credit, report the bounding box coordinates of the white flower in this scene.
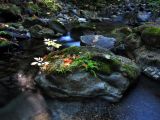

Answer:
[44,38,62,48]
[31,57,49,66]
[105,54,111,59]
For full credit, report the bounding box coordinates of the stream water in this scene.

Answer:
[0,21,160,120]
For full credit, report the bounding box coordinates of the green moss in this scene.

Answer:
[121,64,137,79]
[0,4,21,15]
[142,27,160,36]
[27,2,41,14]
[97,62,111,74]
[0,39,9,46]
[61,46,83,55]
[40,0,61,12]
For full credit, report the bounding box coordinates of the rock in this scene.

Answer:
[0,38,19,53]
[137,11,152,22]
[141,26,160,48]
[80,35,116,50]
[29,25,55,38]
[35,47,140,102]
[0,4,22,23]
[143,66,160,81]
[135,47,160,67]
[23,18,47,28]
[48,19,67,34]
[125,33,141,50]
[70,26,95,40]
[0,92,52,120]
[78,18,87,23]
[111,27,133,43]
[80,10,98,20]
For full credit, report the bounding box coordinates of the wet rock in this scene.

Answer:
[80,10,98,20]
[111,27,133,43]
[35,47,140,102]
[80,35,116,50]
[135,47,160,67]
[29,25,55,38]
[141,26,160,48]
[70,26,95,40]
[48,19,67,34]
[0,38,20,53]
[137,11,152,22]
[125,33,141,50]
[0,4,22,23]
[23,17,47,28]
[78,18,87,23]
[143,66,160,81]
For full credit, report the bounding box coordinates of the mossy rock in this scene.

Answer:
[48,19,67,34]
[29,25,55,38]
[141,26,160,48]
[0,38,10,47]
[35,46,140,102]
[70,25,96,40]
[23,18,47,28]
[111,27,133,43]
[42,46,140,79]
[0,4,22,22]
[125,33,141,50]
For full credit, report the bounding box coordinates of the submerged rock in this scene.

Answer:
[35,47,140,102]
[80,35,116,49]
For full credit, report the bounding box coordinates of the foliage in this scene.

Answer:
[41,0,61,12]
[27,2,41,14]
[43,52,99,76]
[0,38,9,46]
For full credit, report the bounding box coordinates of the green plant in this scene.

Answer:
[41,0,61,12]
[0,38,9,46]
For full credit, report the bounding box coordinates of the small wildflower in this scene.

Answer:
[63,58,73,67]
[44,38,62,48]
[31,57,49,66]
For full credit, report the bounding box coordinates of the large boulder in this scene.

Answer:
[35,47,140,102]
[80,35,116,50]
[0,4,22,23]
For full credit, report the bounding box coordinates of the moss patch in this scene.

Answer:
[142,27,160,36]
[0,38,10,46]
[40,47,139,79]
